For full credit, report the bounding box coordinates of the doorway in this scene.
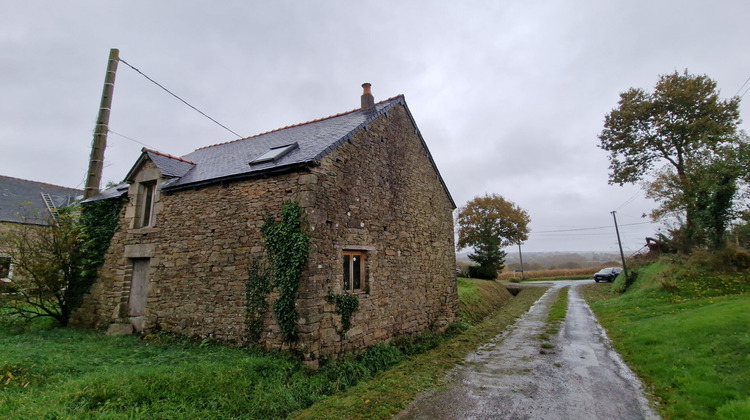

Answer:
[128,258,150,332]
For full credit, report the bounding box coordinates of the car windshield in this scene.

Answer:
[597,268,614,274]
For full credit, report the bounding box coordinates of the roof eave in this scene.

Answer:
[162,161,312,193]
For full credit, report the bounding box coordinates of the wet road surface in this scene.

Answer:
[396,280,659,420]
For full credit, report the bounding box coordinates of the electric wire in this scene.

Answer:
[531,221,652,234]
[117,57,243,139]
[615,191,641,211]
[108,128,157,150]
[734,76,750,97]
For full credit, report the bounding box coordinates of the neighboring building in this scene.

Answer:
[71,85,458,361]
[0,175,82,280]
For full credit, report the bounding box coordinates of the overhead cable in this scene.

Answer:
[118,57,243,139]
[531,221,652,234]
[108,128,157,150]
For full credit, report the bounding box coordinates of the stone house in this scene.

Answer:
[71,85,458,361]
[0,175,82,279]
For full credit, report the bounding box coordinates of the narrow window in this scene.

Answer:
[0,256,11,279]
[140,181,156,227]
[343,251,365,292]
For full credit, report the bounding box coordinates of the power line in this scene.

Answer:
[108,128,157,150]
[615,191,641,211]
[531,221,652,234]
[117,57,243,139]
[734,76,750,97]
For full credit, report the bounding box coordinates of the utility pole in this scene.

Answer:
[611,211,629,278]
[517,243,525,280]
[84,48,119,199]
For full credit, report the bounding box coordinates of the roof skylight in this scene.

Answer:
[250,143,298,165]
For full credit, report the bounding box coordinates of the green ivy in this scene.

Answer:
[326,291,359,334]
[245,259,272,343]
[71,199,123,310]
[261,201,310,344]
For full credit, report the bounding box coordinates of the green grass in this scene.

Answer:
[580,257,750,420]
[0,328,332,419]
[1,280,545,419]
[538,286,568,351]
[293,287,547,419]
[457,277,514,324]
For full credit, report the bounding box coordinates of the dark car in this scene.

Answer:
[594,267,622,282]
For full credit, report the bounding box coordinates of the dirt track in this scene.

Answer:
[396,280,659,420]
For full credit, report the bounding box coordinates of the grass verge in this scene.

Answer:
[457,277,514,324]
[292,287,547,419]
[1,281,545,419]
[538,286,567,351]
[580,257,750,420]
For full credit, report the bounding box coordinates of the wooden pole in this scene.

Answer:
[611,211,629,278]
[517,243,525,280]
[84,48,119,199]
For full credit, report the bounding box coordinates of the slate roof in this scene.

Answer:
[0,175,83,225]
[89,95,455,207]
[168,96,406,191]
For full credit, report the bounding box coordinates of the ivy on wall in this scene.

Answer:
[326,291,359,335]
[72,199,124,309]
[260,201,310,344]
[245,259,272,343]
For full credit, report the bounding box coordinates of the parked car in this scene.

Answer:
[594,267,622,282]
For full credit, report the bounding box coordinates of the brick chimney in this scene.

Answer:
[361,82,375,111]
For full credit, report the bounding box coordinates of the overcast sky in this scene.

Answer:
[2,1,749,254]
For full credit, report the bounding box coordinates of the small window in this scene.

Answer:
[139,181,156,227]
[250,143,298,165]
[0,256,13,279]
[343,251,365,292]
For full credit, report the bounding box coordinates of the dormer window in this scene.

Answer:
[139,181,156,227]
[250,143,298,165]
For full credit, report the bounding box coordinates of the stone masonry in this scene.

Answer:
[71,100,458,361]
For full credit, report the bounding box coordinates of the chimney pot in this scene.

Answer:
[361,83,375,111]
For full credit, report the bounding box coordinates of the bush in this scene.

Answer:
[468,265,497,280]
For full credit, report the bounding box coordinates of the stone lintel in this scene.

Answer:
[124,243,156,258]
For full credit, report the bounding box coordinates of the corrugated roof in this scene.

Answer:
[0,175,82,225]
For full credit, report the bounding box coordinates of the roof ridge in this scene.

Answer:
[194,95,405,152]
[0,174,82,192]
[143,148,196,165]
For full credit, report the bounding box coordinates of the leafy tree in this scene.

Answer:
[599,70,743,250]
[457,194,530,279]
[1,200,122,326]
[0,209,82,326]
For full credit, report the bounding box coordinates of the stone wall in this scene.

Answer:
[72,102,457,361]
[298,103,458,358]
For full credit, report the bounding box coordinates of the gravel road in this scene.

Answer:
[396,280,659,420]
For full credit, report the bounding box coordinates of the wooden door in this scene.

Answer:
[128,258,150,331]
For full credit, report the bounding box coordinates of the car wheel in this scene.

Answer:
[594,278,599,282]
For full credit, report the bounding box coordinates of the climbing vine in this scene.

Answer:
[261,201,310,344]
[326,291,359,334]
[245,259,272,343]
[74,199,124,309]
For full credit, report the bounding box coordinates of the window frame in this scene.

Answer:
[139,181,157,228]
[342,250,366,293]
[0,255,12,280]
